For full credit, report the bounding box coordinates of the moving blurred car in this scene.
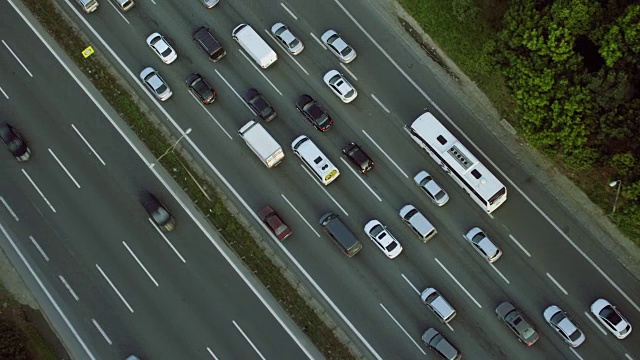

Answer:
[496,301,539,346]
[543,305,586,347]
[295,94,333,131]
[243,88,276,122]
[271,23,304,55]
[185,73,216,104]
[323,70,357,103]
[0,123,31,161]
[342,142,374,174]
[421,328,461,360]
[321,30,356,63]
[364,220,402,259]
[591,298,632,339]
[146,33,177,64]
[140,67,172,101]
[258,206,292,241]
[200,0,219,8]
[464,227,502,263]
[141,192,175,232]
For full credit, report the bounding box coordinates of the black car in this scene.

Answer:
[192,26,226,62]
[185,73,216,104]
[243,88,276,122]
[342,142,374,174]
[295,94,333,131]
[0,123,31,161]
[140,192,176,232]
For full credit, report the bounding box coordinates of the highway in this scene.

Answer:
[0,1,321,359]
[2,0,640,359]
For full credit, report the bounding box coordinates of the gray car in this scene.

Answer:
[421,288,456,323]
[414,170,449,206]
[321,30,356,63]
[139,67,172,101]
[200,0,219,8]
[422,328,461,360]
[271,22,304,55]
[496,301,539,346]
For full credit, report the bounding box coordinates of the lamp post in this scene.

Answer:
[149,128,192,169]
[609,180,622,215]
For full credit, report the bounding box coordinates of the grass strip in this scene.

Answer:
[21,0,356,358]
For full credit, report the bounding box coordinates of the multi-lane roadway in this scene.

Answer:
[1,0,640,359]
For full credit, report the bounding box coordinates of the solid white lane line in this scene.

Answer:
[91,319,112,345]
[30,235,49,261]
[0,224,96,360]
[280,3,298,20]
[546,273,568,295]
[214,69,252,113]
[435,258,482,308]
[21,169,56,213]
[197,101,233,140]
[339,62,358,81]
[95,264,134,313]
[2,40,32,77]
[335,0,640,315]
[569,348,584,360]
[237,50,282,96]
[491,264,510,284]
[310,32,326,50]
[508,234,531,257]
[379,303,426,355]
[122,241,159,287]
[149,218,186,263]
[281,194,320,237]
[583,312,607,335]
[299,164,348,215]
[340,158,382,201]
[233,321,267,360]
[49,148,81,189]
[371,94,390,113]
[361,130,409,178]
[624,353,633,360]
[206,347,220,360]
[0,85,8,99]
[71,124,106,165]
[264,29,309,75]
[0,196,19,221]
[59,275,79,301]
[401,273,420,295]
[24,3,353,357]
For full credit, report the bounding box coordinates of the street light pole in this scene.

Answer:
[149,128,192,169]
[609,180,622,215]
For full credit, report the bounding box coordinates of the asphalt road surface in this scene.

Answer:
[1,0,639,359]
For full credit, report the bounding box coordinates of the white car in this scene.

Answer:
[364,220,403,259]
[146,33,177,64]
[200,0,219,8]
[139,67,172,101]
[543,305,585,347]
[323,70,357,103]
[321,30,356,63]
[591,298,632,339]
[464,227,502,263]
[271,23,304,55]
[414,171,449,206]
[421,288,456,323]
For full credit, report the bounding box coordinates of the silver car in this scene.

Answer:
[139,67,172,101]
[146,32,177,64]
[414,171,449,206]
[464,227,502,263]
[323,70,357,103]
[421,288,456,323]
[200,0,219,8]
[543,305,586,347]
[271,22,304,55]
[321,30,356,63]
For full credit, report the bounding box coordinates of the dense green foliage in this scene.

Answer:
[494,0,640,235]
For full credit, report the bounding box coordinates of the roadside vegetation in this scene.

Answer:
[400,0,640,243]
[20,0,356,358]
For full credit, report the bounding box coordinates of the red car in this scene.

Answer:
[258,206,292,240]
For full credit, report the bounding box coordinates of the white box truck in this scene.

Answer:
[238,120,284,168]
[232,24,278,69]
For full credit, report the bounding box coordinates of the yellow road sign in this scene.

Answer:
[82,46,94,58]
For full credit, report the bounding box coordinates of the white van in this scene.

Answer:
[291,135,340,186]
[232,24,278,69]
[76,0,99,12]
[238,121,284,168]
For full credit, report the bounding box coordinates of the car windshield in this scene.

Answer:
[161,46,172,57]
[434,190,446,201]
[288,39,300,49]
[602,307,622,324]
[340,45,353,57]
[275,224,288,236]
[345,89,355,98]
[370,224,384,237]
[385,241,398,252]
[274,27,286,36]
[152,207,170,225]
[568,329,581,341]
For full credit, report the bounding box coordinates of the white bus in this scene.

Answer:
[407,112,507,213]
[291,135,340,186]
